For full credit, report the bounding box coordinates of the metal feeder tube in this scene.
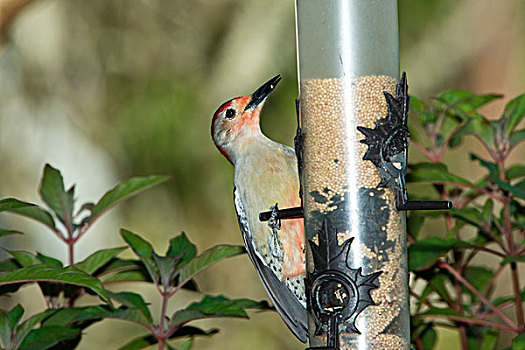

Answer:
[295,1,409,349]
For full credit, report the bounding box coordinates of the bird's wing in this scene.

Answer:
[234,187,308,343]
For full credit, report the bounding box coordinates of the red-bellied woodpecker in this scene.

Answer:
[211,75,307,342]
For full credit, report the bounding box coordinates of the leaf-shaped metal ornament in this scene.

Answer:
[306,218,382,348]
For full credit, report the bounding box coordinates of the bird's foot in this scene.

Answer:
[267,203,283,259]
[268,203,281,230]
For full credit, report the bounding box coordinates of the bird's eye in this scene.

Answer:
[225,108,236,119]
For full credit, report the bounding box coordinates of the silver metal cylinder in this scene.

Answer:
[296,0,409,349]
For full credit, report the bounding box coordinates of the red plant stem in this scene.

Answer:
[472,264,506,315]
[438,261,518,330]
[475,135,499,161]
[410,290,434,310]
[157,290,169,350]
[436,123,465,161]
[68,240,74,266]
[51,228,67,243]
[510,263,524,328]
[445,213,454,233]
[454,263,468,350]
[479,301,515,320]
[462,244,506,259]
[71,224,89,244]
[414,337,423,350]
[411,141,440,162]
[417,180,504,202]
[459,326,468,350]
[451,182,504,202]
[498,158,525,329]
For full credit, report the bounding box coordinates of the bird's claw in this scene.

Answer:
[268,203,283,259]
[268,203,281,230]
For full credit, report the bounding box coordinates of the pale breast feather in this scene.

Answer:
[233,187,308,343]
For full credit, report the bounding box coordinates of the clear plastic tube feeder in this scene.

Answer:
[296,1,409,349]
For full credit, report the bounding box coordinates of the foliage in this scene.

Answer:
[408,91,525,349]
[0,165,270,350]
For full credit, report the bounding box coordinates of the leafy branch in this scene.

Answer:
[408,91,525,349]
[0,165,271,349]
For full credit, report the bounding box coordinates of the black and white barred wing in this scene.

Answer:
[233,187,308,343]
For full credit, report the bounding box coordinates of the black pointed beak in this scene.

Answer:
[244,75,281,112]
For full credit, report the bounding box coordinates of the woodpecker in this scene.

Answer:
[211,75,307,342]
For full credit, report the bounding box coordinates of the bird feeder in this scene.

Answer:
[259,1,450,347]
[293,1,449,349]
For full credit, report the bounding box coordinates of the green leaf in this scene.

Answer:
[467,326,498,350]
[481,199,494,225]
[9,251,41,267]
[0,259,23,296]
[409,162,448,172]
[36,252,63,267]
[0,229,23,237]
[502,94,525,136]
[6,305,24,334]
[0,199,56,230]
[451,207,498,242]
[167,232,196,268]
[500,255,525,265]
[44,305,149,329]
[496,180,525,200]
[169,326,219,338]
[462,266,493,302]
[0,198,36,212]
[407,212,425,240]
[75,247,127,274]
[120,230,155,261]
[0,265,110,302]
[19,326,80,350]
[470,154,499,181]
[104,307,153,326]
[154,254,182,287]
[179,338,193,350]
[38,164,74,230]
[512,332,525,350]
[408,237,465,271]
[170,295,252,327]
[120,229,158,283]
[0,259,19,272]
[0,310,10,349]
[410,96,428,115]
[419,325,436,350]
[454,114,495,149]
[13,310,56,349]
[0,304,24,348]
[118,327,217,350]
[510,128,525,148]
[435,91,502,113]
[101,270,151,284]
[108,291,153,324]
[89,175,170,225]
[406,168,474,186]
[118,334,157,350]
[421,306,462,317]
[41,306,109,329]
[228,298,272,310]
[507,165,525,180]
[99,258,141,272]
[418,273,451,308]
[177,245,244,285]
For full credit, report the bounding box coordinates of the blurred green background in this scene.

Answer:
[0,0,524,349]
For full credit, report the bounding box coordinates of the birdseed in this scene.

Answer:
[301,75,409,349]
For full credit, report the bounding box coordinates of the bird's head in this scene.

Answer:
[211,75,281,164]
